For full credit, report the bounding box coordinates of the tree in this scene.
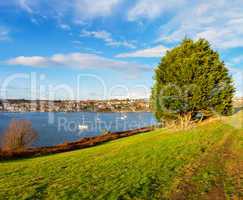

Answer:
[151,38,235,128]
[2,120,38,151]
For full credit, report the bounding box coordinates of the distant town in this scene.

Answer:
[0,99,151,112]
[0,98,242,113]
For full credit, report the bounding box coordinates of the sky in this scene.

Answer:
[0,0,242,100]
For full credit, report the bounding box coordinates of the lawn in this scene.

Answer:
[0,113,242,200]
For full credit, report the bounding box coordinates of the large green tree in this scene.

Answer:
[151,38,235,127]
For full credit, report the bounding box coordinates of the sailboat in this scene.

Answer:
[78,124,88,130]
[96,113,101,122]
[120,113,127,120]
[79,114,88,130]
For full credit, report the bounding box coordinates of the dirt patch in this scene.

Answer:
[170,131,236,200]
[223,133,243,199]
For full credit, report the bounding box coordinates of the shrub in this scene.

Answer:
[2,120,38,151]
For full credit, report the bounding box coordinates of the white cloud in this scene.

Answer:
[232,55,243,64]
[116,45,169,58]
[18,0,33,13]
[7,56,48,66]
[6,52,149,72]
[108,85,150,99]
[74,0,121,19]
[227,65,243,97]
[0,27,10,41]
[14,0,121,22]
[157,1,243,49]
[127,0,185,21]
[81,30,136,48]
[59,24,71,30]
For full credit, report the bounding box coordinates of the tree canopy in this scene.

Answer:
[151,38,235,127]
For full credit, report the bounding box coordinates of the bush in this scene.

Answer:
[151,38,235,128]
[2,120,38,151]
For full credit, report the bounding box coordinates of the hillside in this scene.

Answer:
[0,112,242,200]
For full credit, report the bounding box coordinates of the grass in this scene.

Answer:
[0,112,242,200]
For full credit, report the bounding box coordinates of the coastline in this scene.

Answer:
[0,126,157,160]
[0,110,152,113]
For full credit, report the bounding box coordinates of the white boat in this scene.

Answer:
[120,113,127,120]
[96,113,101,122]
[78,124,88,130]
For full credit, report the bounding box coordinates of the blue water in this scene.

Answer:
[0,112,157,147]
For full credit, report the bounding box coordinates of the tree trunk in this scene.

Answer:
[179,112,192,129]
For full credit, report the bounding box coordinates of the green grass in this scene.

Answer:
[0,113,242,200]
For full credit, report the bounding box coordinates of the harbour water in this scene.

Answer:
[0,112,157,147]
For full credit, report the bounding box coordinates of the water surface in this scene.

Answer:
[0,112,156,147]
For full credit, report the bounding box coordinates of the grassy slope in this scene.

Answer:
[0,113,242,200]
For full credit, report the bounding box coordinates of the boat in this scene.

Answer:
[96,113,101,122]
[120,113,127,120]
[78,124,88,130]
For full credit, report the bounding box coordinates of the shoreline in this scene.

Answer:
[0,126,156,160]
[0,111,152,113]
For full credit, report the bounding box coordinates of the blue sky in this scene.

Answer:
[0,0,242,100]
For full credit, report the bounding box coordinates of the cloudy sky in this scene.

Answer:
[0,0,242,99]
